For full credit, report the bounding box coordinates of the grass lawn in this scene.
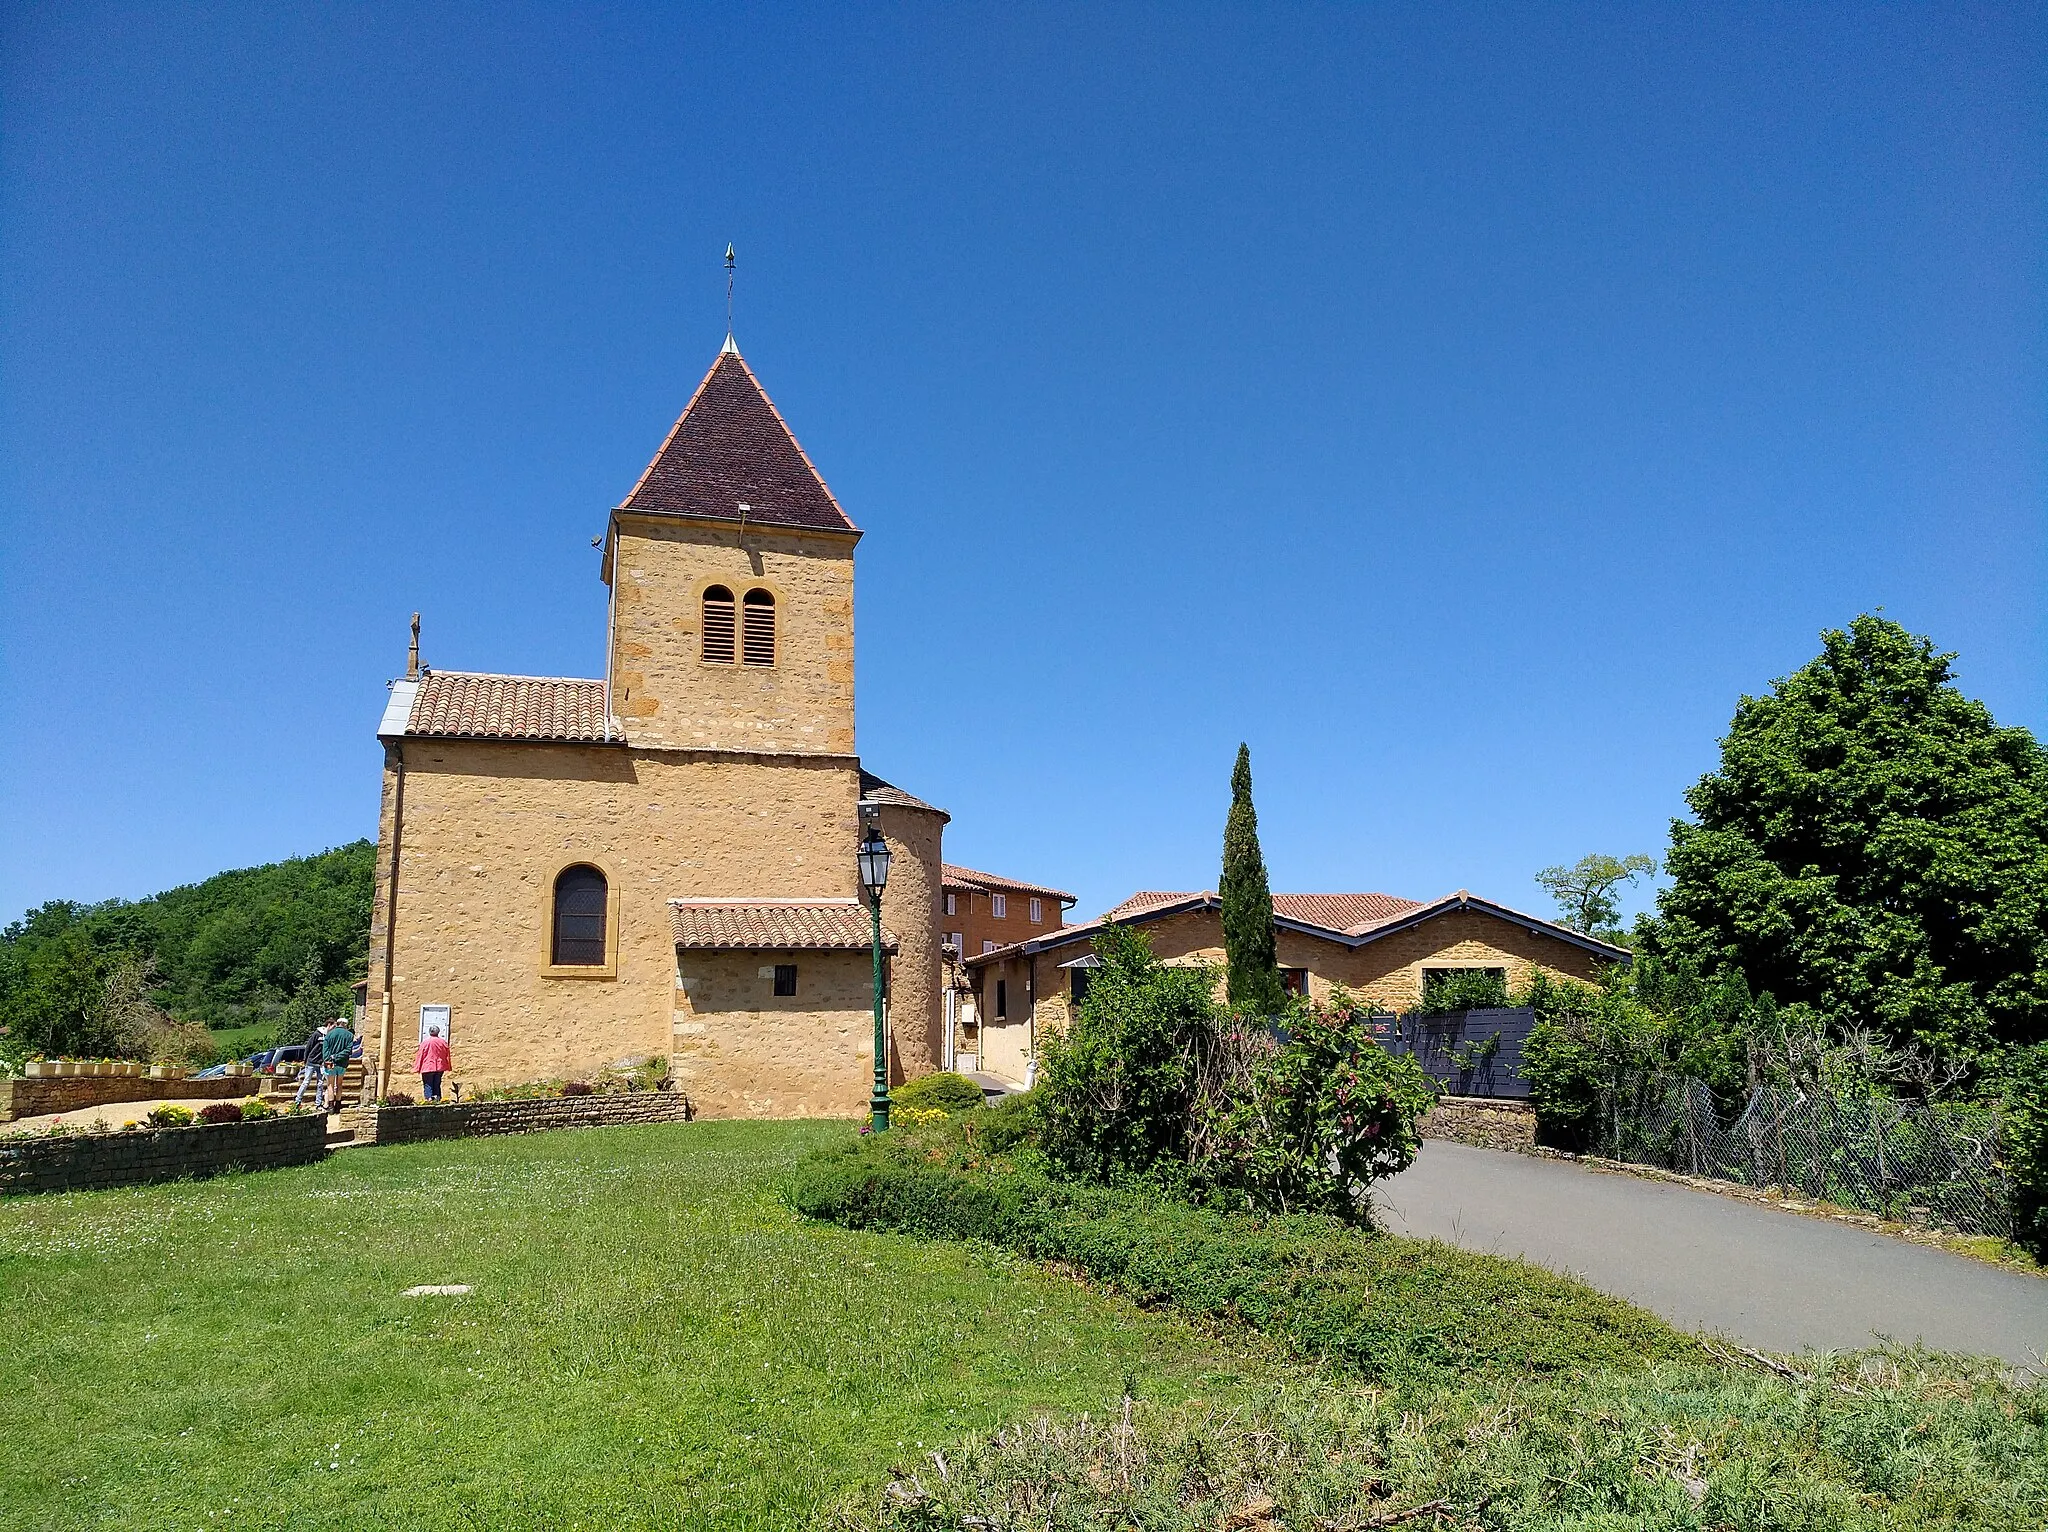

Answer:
[0,1121,1286,1530]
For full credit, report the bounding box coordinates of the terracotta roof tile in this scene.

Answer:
[941,863,1076,902]
[622,351,856,533]
[668,899,897,952]
[405,672,614,742]
[1277,893,1422,930]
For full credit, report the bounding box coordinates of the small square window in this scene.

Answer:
[992,894,1007,919]
[773,964,797,996]
[1028,897,1042,923]
[944,892,957,916]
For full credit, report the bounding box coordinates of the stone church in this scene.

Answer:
[365,339,948,1115]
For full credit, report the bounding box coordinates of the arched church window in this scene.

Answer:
[741,588,776,667]
[551,866,608,966]
[701,586,736,664]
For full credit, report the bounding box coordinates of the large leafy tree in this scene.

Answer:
[1651,615,2048,1056]
[1220,744,1287,1017]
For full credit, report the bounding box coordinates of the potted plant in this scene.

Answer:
[24,1058,54,1078]
[148,1062,175,1080]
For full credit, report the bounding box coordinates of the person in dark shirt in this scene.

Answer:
[320,1018,356,1113]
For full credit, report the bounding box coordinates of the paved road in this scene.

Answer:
[1374,1140,2048,1367]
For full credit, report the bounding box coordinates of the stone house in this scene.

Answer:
[366,340,965,1115]
[938,865,1075,1073]
[967,888,1629,1085]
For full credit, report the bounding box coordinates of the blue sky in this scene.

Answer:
[2,2,2042,928]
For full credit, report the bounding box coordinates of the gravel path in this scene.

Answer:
[1375,1139,2048,1367]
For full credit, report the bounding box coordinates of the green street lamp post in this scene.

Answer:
[858,820,893,1131]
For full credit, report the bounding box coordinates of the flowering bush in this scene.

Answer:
[892,1105,951,1128]
[196,1102,245,1125]
[1033,927,1435,1220]
[239,1099,275,1121]
[146,1104,195,1128]
[1192,1002,1437,1218]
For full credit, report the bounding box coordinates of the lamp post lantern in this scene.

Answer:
[857,821,893,1130]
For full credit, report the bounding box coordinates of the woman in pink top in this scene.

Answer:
[413,1023,451,1101]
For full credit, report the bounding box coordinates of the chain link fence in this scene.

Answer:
[1596,1075,2011,1237]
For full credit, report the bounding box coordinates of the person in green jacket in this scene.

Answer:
[320,1017,356,1114]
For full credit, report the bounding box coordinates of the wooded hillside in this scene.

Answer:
[0,842,375,1060]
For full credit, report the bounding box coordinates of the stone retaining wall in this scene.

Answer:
[1419,1094,1537,1152]
[346,1090,691,1146]
[0,1074,258,1122]
[0,1114,326,1195]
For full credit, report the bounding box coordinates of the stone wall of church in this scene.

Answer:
[670,948,876,1117]
[370,737,863,1100]
[607,517,857,755]
[874,800,945,1083]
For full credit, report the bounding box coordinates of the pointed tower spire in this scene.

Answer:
[619,348,856,533]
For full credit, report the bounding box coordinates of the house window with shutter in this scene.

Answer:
[551,866,608,966]
[991,893,1007,919]
[702,586,736,664]
[741,588,776,666]
[944,892,957,916]
[1028,897,1042,923]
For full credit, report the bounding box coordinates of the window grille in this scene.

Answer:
[702,586,736,664]
[742,588,776,666]
[551,866,608,966]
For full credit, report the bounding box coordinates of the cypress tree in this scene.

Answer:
[1221,743,1287,1016]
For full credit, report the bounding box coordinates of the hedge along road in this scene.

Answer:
[1373,1140,2048,1367]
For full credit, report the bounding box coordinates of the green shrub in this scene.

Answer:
[890,1070,985,1114]
[2004,1043,2048,1259]
[784,1145,1685,1388]
[1194,1004,1436,1217]
[1035,924,1216,1184]
[238,1098,275,1121]
[145,1104,194,1128]
[837,1352,2048,1531]
[1416,967,1511,1015]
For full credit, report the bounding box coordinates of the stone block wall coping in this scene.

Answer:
[345,1089,692,1146]
[0,1114,327,1196]
[0,1073,259,1123]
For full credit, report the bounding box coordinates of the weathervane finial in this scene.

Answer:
[723,244,738,353]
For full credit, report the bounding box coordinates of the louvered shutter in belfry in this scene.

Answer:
[701,587,736,664]
[741,589,776,666]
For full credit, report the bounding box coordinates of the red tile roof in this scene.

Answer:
[1279,893,1423,931]
[942,864,1076,902]
[1101,890,1421,929]
[968,889,1630,968]
[621,350,856,534]
[668,899,897,952]
[405,672,614,742]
